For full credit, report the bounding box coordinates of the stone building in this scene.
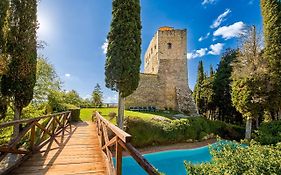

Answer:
[126,27,197,115]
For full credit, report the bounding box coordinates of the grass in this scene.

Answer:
[79,107,177,123]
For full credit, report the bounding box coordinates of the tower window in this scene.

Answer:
[167,43,172,49]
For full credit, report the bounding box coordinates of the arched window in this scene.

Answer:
[167,43,172,49]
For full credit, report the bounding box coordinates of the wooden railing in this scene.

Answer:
[95,112,160,175]
[0,111,72,174]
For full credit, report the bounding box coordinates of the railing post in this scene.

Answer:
[116,138,123,175]
[30,124,35,152]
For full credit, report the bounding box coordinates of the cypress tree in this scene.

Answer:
[209,64,214,78]
[213,49,242,124]
[260,0,281,119]
[0,0,10,119]
[193,60,205,114]
[1,0,38,136]
[105,0,141,128]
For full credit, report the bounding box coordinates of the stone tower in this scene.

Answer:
[126,27,197,115]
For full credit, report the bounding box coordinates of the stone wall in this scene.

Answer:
[125,73,164,108]
[144,32,159,74]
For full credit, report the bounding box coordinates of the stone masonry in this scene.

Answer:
[126,27,198,115]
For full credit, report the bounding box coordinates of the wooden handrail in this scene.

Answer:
[95,112,160,175]
[0,111,72,174]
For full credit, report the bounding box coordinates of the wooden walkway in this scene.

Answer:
[11,122,107,175]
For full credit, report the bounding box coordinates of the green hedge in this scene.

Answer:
[125,117,244,148]
[185,141,281,175]
[255,120,281,145]
[69,108,81,122]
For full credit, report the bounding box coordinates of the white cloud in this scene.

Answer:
[208,43,224,55]
[202,0,216,5]
[65,73,71,77]
[211,9,231,29]
[187,48,208,59]
[198,32,210,42]
[213,21,246,40]
[187,43,224,59]
[102,39,108,54]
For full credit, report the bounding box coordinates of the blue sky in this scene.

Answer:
[37,0,262,103]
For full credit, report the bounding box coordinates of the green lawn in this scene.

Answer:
[79,107,176,123]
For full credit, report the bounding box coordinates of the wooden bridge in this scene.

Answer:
[0,111,160,175]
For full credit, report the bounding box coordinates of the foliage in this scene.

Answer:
[213,49,243,124]
[33,57,61,104]
[231,26,268,139]
[125,117,244,148]
[255,120,281,145]
[0,0,10,75]
[80,98,92,108]
[1,0,38,137]
[185,141,281,175]
[105,0,142,128]
[92,83,103,107]
[0,0,10,120]
[105,0,142,97]
[21,103,46,119]
[260,0,281,119]
[64,90,82,107]
[193,60,205,114]
[69,107,81,122]
[47,89,83,112]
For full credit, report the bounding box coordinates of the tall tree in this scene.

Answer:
[105,0,141,129]
[33,57,61,104]
[1,0,38,137]
[213,49,243,124]
[231,26,268,139]
[92,83,103,107]
[260,0,281,119]
[209,64,214,78]
[0,0,10,119]
[193,60,205,114]
[64,90,82,107]
[0,0,10,75]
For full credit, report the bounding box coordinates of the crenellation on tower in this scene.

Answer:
[126,27,197,115]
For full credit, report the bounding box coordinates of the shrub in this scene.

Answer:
[65,104,81,122]
[185,141,281,175]
[125,117,244,148]
[255,120,281,145]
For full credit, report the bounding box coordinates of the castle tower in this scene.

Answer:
[126,27,197,115]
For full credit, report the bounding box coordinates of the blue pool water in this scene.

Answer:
[121,144,212,175]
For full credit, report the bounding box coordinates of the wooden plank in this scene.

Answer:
[116,139,123,175]
[119,141,160,175]
[102,136,116,150]
[9,122,106,175]
[30,124,35,151]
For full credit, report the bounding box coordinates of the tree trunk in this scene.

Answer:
[256,117,259,129]
[117,92,125,130]
[13,106,21,138]
[245,117,252,139]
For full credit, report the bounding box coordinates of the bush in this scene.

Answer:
[255,120,281,145]
[125,117,244,148]
[64,104,81,122]
[185,141,281,175]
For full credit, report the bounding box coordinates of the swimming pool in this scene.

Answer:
[121,144,212,175]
